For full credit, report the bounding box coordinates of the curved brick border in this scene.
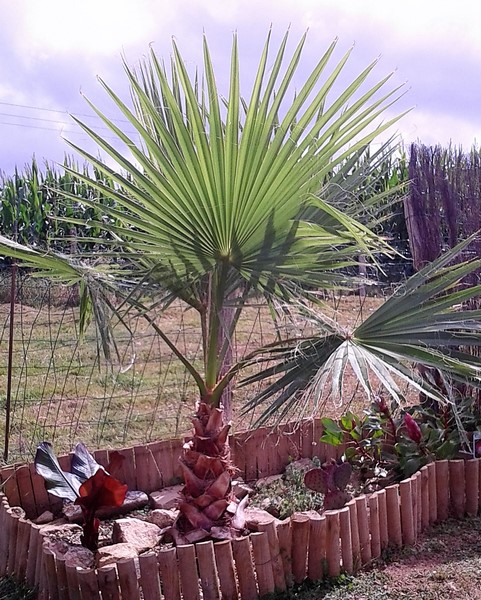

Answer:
[0,420,479,599]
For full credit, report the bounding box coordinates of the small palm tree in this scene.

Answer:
[3,31,480,542]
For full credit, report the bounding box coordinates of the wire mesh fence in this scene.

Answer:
[1,270,348,464]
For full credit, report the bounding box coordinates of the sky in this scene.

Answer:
[1,0,480,176]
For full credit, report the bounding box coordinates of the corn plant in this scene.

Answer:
[0,158,119,254]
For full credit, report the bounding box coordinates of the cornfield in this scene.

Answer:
[0,158,120,255]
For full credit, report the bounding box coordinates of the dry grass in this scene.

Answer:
[0,287,393,464]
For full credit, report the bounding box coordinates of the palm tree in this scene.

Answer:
[4,30,479,543]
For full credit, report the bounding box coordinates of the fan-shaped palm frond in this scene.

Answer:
[242,235,481,425]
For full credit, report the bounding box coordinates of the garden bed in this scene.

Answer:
[0,418,479,599]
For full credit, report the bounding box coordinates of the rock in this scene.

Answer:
[255,474,283,489]
[244,507,279,530]
[96,543,139,568]
[63,490,149,523]
[64,546,95,569]
[147,509,177,529]
[46,540,94,569]
[44,539,70,555]
[259,498,275,511]
[149,485,183,510]
[232,480,255,498]
[285,458,315,475]
[39,522,82,536]
[112,518,163,552]
[34,511,54,525]
[173,528,210,545]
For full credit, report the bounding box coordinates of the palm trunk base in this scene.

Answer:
[172,402,247,544]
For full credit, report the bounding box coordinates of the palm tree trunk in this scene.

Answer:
[217,301,235,422]
[174,402,246,544]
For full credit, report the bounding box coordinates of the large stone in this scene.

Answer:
[112,518,162,552]
[46,540,94,569]
[63,490,149,523]
[147,509,177,529]
[64,546,96,569]
[39,522,82,536]
[96,543,138,568]
[285,458,315,476]
[255,474,283,490]
[232,480,254,498]
[149,485,183,510]
[34,510,54,525]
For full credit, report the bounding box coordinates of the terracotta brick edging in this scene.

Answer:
[0,419,479,599]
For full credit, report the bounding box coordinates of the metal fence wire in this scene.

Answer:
[1,270,349,464]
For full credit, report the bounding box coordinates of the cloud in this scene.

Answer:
[8,0,165,60]
[401,109,481,149]
[1,0,480,174]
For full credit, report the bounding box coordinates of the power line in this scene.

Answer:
[0,120,71,133]
[0,100,132,124]
[0,111,138,135]
[0,119,136,142]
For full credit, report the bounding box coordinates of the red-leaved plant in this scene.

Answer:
[35,442,127,551]
[404,413,422,444]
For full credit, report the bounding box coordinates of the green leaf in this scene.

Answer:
[321,417,342,434]
[402,457,423,477]
[340,413,356,431]
[243,234,481,424]
[434,439,459,460]
[344,447,357,460]
[319,432,343,446]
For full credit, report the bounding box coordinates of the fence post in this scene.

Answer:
[346,499,361,570]
[399,479,415,545]
[339,507,353,574]
[355,496,371,565]
[291,513,310,583]
[465,459,479,517]
[436,460,449,521]
[368,494,381,559]
[325,511,341,577]
[449,460,466,518]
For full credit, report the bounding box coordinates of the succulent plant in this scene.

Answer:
[304,460,352,510]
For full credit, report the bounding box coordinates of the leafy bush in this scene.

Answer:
[320,395,481,487]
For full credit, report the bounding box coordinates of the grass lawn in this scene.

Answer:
[0,576,36,600]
